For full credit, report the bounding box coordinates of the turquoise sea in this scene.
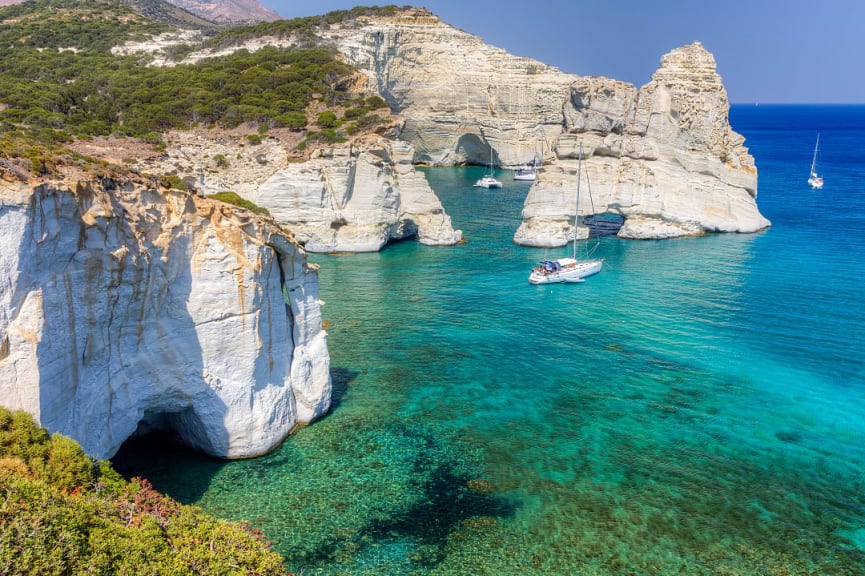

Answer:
[114,105,865,575]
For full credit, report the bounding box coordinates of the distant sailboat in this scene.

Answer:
[808,134,824,189]
[528,143,603,284]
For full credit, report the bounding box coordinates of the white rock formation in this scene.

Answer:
[321,9,577,168]
[133,133,461,253]
[116,10,768,243]
[0,176,331,460]
[250,138,462,252]
[515,42,770,245]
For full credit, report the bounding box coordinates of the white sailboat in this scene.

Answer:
[808,134,824,189]
[474,146,503,188]
[514,130,544,181]
[529,143,604,284]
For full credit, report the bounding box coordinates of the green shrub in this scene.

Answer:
[342,106,368,120]
[163,175,188,190]
[315,110,338,129]
[0,408,288,575]
[246,133,262,145]
[208,191,270,216]
[213,153,229,168]
[365,95,388,109]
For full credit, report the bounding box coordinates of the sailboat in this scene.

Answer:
[528,143,604,284]
[474,146,503,188]
[808,134,824,189]
[514,131,544,181]
[513,155,538,181]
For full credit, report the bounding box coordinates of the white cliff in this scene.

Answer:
[117,10,767,243]
[315,14,769,240]
[0,174,331,460]
[515,42,770,245]
[132,132,462,253]
[321,9,577,167]
[250,138,462,252]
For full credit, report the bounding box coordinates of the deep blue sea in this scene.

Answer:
[115,105,865,575]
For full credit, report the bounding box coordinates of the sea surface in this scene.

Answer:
[115,105,865,575]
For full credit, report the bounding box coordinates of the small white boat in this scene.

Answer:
[473,175,503,188]
[529,143,603,285]
[513,166,536,181]
[808,134,824,189]
[474,147,502,188]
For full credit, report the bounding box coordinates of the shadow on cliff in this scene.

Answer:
[19,183,230,499]
[456,133,501,167]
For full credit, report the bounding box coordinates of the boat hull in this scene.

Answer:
[528,258,604,284]
[473,177,502,188]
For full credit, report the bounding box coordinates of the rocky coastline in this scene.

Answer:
[0,173,331,459]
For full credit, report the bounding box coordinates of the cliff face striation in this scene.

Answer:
[0,175,331,460]
[514,42,769,244]
[250,138,462,252]
[133,132,462,253]
[316,13,768,240]
[323,9,577,168]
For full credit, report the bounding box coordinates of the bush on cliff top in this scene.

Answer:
[208,191,271,216]
[0,407,288,575]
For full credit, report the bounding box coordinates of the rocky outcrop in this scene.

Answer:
[320,9,576,167]
[165,0,279,24]
[317,15,768,240]
[0,176,331,460]
[250,138,462,252]
[134,132,462,253]
[120,11,767,243]
[515,42,769,245]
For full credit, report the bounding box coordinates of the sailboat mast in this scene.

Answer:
[811,133,820,175]
[574,143,582,260]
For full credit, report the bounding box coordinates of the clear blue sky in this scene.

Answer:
[258,0,864,104]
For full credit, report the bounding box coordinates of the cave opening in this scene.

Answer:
[110,408,223,499]
[585,212,625,236]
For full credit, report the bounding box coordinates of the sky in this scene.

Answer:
[257,0,864,104]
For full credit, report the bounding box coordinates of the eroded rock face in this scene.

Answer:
[250,139,462,252]
[132,133,461,253]
[0,177,331,459]
[515,42,770,245]
[322,9,576,167]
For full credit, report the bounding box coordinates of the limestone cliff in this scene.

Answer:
[132,132,462,253]
[0,175,331,460]
[322,8,575,168]
[127,9,767,242]
[515,42,769,244]
[316,14,768,240]
[250,138,462,252]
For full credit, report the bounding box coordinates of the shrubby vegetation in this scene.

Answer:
[0,0,393,151]
[0,407,288,574]
[200,5,411,50]
[208,191,270,215]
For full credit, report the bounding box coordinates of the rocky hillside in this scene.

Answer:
[1,0,279,24]
[167,0,279,24]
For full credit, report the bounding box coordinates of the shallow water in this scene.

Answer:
[114,105,865,574]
